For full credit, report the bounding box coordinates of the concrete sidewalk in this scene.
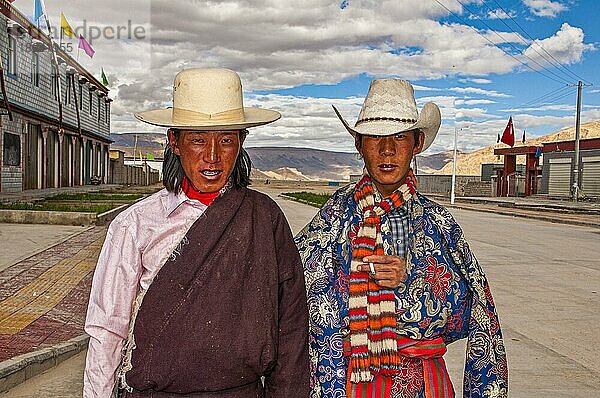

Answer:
[424,194,600,229]
[0,226,107,392]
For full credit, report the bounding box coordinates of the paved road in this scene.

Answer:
[3,195,600,397]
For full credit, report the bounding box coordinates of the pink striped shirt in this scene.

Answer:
[83,188,207,398]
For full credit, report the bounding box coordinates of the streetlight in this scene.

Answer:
[451,123,469,205]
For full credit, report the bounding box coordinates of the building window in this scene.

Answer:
[97,96,101,122]
[3,132,21,166]
[79,83,83,109]
[105,103,109,124]
[7,36,17,76]
[31,53,39,87]
[89,90,93,115]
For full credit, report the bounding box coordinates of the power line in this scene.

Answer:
[479,0,580,83]
[432,0,567,85]
[487,0,591,84]
[517,85,571,108]
[451,0,571,84]
[541,87,577,106]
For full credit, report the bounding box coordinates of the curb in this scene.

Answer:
[0,334,89,393]
[0,197,141,226]
[445,203,600,229]
[280,193,599,229]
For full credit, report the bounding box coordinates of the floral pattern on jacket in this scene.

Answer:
[295,184,508,398]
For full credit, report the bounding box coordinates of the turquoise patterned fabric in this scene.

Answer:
[295,184,508,398]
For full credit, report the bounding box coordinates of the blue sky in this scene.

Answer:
[15,0,600,153]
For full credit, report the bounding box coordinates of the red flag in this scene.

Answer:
[501,116,515,147]
[78,35,95,58]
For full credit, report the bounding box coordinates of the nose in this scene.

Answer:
[378,136,395,156]
[204,137,221,163]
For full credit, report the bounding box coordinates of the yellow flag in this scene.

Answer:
[139,150,143,163]
[60,12,76,37]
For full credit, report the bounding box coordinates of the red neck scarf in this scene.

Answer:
[181,177,220,206]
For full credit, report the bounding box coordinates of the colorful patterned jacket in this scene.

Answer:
[295,184,508,398]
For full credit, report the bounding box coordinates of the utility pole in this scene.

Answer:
[451,127,458,205]
[572,80,582,202]
[451,125,469,204]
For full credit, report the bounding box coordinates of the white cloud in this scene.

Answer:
[523,23,596,69]
[11,0,594,155]
[486,9,516,20]
[450,87,511,98]
[459,78,493,84]
[523,0,567,18]
[455,99,497,106]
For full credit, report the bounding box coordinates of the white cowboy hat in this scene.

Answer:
[135,68,281,130]
[332,79,441,152]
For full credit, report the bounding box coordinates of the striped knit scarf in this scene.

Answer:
[349,170,417,383]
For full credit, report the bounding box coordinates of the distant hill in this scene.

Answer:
[109,133,457,181]
[436,120,600,176]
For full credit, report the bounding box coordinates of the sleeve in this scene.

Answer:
[264,207,310,398]
[83,218,143,398]
[440,214,509,398]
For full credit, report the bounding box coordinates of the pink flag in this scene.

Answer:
[78,35,95,58]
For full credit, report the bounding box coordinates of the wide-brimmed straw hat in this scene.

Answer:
[333,79,441,152]
[135,68,281,130]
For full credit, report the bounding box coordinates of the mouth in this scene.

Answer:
[200,169,223,179]
[378,163,398,172]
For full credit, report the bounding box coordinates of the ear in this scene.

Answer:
[413,131,424,155]
[167,129,181,156]
[354,134,362,156]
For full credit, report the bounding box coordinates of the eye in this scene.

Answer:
[394,133,408,139]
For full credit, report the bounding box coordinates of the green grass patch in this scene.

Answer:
[283,192,331,208]
[0,202,116,213]
[45,193,144,201]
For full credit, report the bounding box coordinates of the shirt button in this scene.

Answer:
[396,239,402,244]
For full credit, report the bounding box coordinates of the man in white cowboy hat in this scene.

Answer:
[296,79,508,398]
[84,68,309,397]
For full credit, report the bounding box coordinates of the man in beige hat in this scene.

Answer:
[296,79,508,398]
[84,68,309,397]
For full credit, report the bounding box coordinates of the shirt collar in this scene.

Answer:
[164,188,207,216]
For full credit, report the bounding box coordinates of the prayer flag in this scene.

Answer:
[139,151,143,163]
[146,153,155,161]
[78,35,95,58]
[101,68,109,86]
[501,116,515,147]
[535,146,542,158]
[33,0,44,21]
[60,12,76,37]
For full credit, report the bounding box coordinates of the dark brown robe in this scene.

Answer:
[122,187,309,397]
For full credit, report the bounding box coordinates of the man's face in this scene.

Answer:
[168,129,244,193]
[355,130,423,197]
